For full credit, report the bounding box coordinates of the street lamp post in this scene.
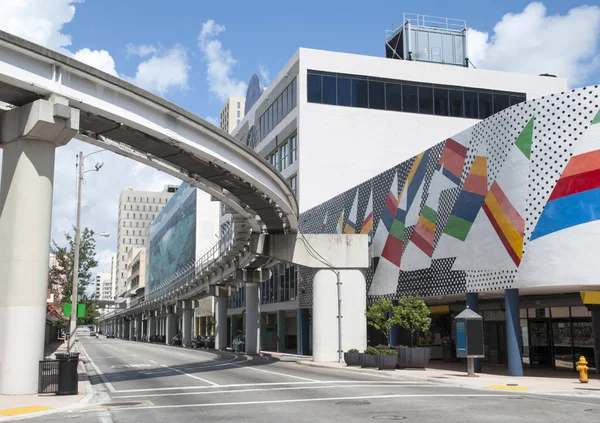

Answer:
[68,150,107,352]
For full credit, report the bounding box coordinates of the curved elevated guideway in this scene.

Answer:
[0,31,368,394]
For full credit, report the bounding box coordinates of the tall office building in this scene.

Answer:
[220,97,245,134]
[115,185,178,300]
[95,272,112,301]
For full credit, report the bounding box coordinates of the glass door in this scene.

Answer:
[551,319,573,370]
[529,319,552,367]
[572,319,596,371]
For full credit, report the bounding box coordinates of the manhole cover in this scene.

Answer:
[335,400,370,406]
[585,409,600,414]
[101,402,142,407]
[372,416,406,421]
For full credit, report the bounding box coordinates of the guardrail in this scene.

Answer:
[99,222,239,321]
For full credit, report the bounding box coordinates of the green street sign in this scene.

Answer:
[63,303,86,318]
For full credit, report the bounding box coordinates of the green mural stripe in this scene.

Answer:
[515,117,535,160]
[421,205,438,224]
[443,215,473,241]
[592,109,600,125]
[389,219,405,239]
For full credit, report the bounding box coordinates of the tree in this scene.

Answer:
[365,298,395,345]
[49,227,99,325]
[394,296,432,348]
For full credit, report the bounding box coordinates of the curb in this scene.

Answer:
[0,344,96,422]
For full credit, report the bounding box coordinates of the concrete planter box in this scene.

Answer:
[376,354,398,370]
[344,352,361,366]
[360,353,377,368]
[397,347,431,369]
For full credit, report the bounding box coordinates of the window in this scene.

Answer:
[369,80,385,110]
[449,90,464,117]
[322,75,336,105]
[288,175,297,198]
[307,73,321,103]
[142,239,145,245]
[237,101,240,108]
[127,213,130,218]
[464,90,478,118]
[237,119,240,125]
[237,110,241,118]
[418,86,433,114]
[479,92,493,119]
[127,196,130,201]
[351,79,368,108]
[494,93,510,114]
[386,83,402,111]
[143,205,145,211]
[134,197,136,202]
[133,213,136,218]
[337,77,351,106]
[402,84,418,113]
[434,88,449,116]
[126,230,129,235]
[267,134,298,172]
[136,205,139,211]
[123,204,126,210]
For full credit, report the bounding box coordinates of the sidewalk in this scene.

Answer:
[297,359,600,398]
[0,339,91,421]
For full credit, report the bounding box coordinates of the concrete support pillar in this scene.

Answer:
[297,309,310,356]
[313,269,367,362]
[0,98,79,394]
[215,295,228,350]
[147,315,155,341]
[277,310,286,352]
[165,312,175,345]
[466,292,481,373]
[182,302,193,348]
[505,289,523,376]
[135,315,142,341]
[127,319,133,340]
[245,283,260,355]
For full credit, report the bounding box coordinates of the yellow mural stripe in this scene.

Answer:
[0,406,51,416]
[486,385,530,391]
[470,156,487,176]
[418,215,436,232]
[485,192,523,260]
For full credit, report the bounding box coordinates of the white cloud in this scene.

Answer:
[467,2,600,86]
[73,48,118,76]
[130,45,190,95]
[205,115,219,126]
[126,43,158,58]
[198,19,247,102]
[259,63,270,86]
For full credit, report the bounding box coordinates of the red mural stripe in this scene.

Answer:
[411,229,434,258]
[445,138,468,157]
[385,192,398,213]
[482,203,521,267]
[381,235,403,267]
[489,182,525,235]
[462,173,488,196]
[548,168,600,201]
[561,149,600,179]
[414,220,435,244]
[441,149,466,178]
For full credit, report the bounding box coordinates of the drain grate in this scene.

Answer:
[335,400,371,406]
[372,416,406,421]
[101,402,142,407]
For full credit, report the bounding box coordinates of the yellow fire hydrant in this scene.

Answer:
[576,356,589,383]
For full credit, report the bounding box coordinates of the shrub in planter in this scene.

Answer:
[344,348,361,366]
[394,296,432,369]
[360,347,378,368]
[376,348,398,370]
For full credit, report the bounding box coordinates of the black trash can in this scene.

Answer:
[55,352,79,395]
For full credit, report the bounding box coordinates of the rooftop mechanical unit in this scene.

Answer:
[386,13,469,67]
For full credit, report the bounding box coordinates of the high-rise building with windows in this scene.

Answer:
[115,185,178,301]
[220,97,245,134]
[95,272,112,301]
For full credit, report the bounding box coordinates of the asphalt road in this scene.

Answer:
[20,337,600,422]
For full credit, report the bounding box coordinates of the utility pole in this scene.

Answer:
[68,152,84,352]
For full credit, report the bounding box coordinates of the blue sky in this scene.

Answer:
[62,0,600,120]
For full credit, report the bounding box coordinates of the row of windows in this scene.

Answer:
[121,238,145,245]
[307,70,526,120]
[259,78,297,141]
[123,221,147,228]
[262,263,298,304]
[126,196,165,204]
[125,213,155,220]
[124,229,144,236]
[228,285,246,309]
[267,134,298,172]
[123,204,162,212]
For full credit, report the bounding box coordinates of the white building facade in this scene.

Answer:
[220,97,245,134]
[95,271,112,301]
[229,46,567,355]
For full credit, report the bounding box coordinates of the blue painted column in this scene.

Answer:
[465,292,481,373]
[297,309,310,355]
[505,289,523,376]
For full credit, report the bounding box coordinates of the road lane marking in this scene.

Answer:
[112,380,424,393]
[487,385,530,391]
[110,393,516,411]
[110,364,153,369]
[229,362,318,382]
[149,360,157,364]
[160,364,219,386]
[78,342,117,393]
[0,406,51,416]
[114,383,432,398]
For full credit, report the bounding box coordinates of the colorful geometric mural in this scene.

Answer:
[298,86,600,304]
